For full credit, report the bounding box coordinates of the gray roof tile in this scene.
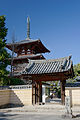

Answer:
[22,56,72,75]
[7,39,39,46]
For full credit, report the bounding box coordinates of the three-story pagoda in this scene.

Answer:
[6,17,50,81]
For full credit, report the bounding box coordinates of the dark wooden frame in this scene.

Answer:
[22,68,73,105]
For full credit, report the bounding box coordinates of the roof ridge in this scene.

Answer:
[29,56,72,63]
[6,39,39,45]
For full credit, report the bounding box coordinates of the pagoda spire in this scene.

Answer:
[27,16,30,39]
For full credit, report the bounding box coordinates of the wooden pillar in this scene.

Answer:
[60,79,66,105]
[32,80,36,105]
[39,81,42,103]
[32,80,35,105]
[36,81,40,104]
[37,82,40,103]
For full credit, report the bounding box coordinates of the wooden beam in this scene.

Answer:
[31,74,68,82]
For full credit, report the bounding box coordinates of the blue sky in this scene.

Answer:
[0,0,80,65]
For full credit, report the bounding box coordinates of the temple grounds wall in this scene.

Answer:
[65,87,80,106]
[0,85,32,107]
[0,89,10,106]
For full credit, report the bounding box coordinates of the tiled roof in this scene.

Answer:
[6,39,50,53]
[22,56,72,75]
[18,54,44,58]
[9,54,45,60]
[66,82,80,87]
[7,39,39,46]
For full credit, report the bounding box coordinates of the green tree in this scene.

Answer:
[66,64,80,83]
[50,81,61,98]
[74,64,80,77]
[0,15,10,85]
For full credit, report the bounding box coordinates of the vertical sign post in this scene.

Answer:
[65,96,72,114]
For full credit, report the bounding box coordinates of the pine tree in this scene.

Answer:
[0,15,10,85]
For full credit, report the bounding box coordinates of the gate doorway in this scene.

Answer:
[44,81,61,104]
[22,56,73,105]
[32,79,66,105]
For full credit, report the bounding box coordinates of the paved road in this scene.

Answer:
[0,103,80,120]
[0,112,80,120]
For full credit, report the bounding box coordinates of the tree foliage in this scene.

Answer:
[0,15,10,85]
[9,77,25,85]
[66,64,80,83]
[74,63,80,77]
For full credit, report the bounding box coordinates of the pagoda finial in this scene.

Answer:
[27,16,30,39]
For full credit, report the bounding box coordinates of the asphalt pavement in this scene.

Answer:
[0,102,80,120]
[0,112,80,120]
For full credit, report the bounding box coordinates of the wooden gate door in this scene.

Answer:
[32,81,42,105]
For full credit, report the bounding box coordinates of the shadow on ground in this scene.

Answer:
[75,114,80,118]
[0,118,8,120]
[0,112,17,120]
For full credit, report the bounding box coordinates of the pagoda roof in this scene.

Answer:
[10,54,45,61]
[6,39,50,54]
[21,56,73,76]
